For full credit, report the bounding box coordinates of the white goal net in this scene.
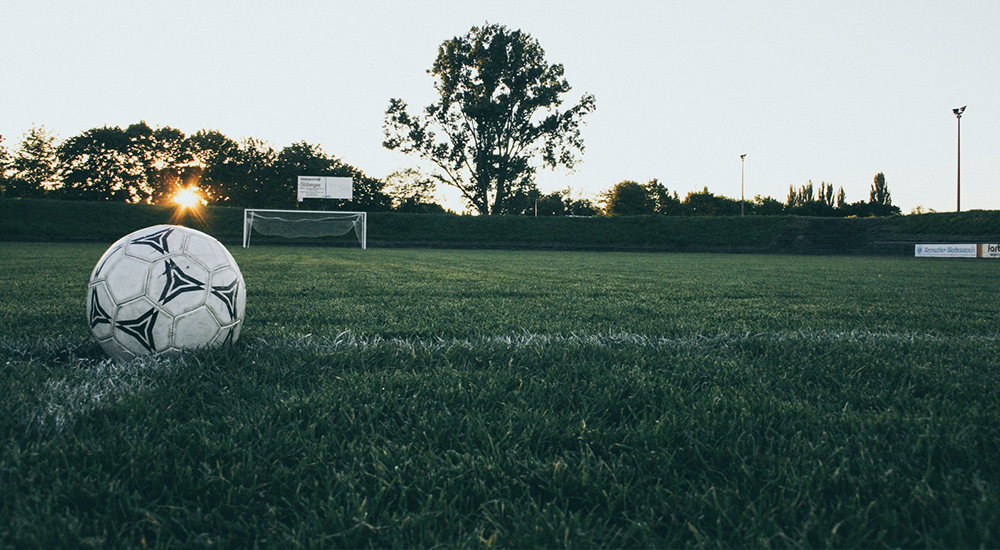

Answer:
[243,209,367,249]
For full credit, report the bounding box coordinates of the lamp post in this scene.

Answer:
[740,154,747,216]
[953,105,966,212]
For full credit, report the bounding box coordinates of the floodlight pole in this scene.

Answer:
[953,106,965,212]
[740,154,747,216]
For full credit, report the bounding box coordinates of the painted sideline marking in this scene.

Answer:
[8,329,998,434]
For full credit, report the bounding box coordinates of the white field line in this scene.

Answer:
[17,356,175,435]
[7,329,999,434]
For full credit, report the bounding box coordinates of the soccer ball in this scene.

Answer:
[87,224,246,361]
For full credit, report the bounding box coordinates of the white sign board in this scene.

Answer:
[914,244,977,258]
[297,176,353,201]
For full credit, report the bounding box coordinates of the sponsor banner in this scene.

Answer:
[297,176,325,200]
[981,244,1000,258]
[914,244,977,258]
[297,176,353,201]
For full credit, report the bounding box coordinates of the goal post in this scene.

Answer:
[243,209,367,249]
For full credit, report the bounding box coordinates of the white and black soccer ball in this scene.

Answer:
[87,225,246,361]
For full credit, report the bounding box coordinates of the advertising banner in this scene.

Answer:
[914,244,977,258]
[297,176,353,201]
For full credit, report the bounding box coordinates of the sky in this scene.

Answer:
[2,0,998,214]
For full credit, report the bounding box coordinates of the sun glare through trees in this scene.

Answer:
[172,187,205,210]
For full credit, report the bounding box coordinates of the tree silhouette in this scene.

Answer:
[384,23,595,215]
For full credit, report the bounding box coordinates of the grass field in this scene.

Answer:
[2,242,1000,548]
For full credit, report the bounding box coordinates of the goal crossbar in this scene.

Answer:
[243,209,367,249]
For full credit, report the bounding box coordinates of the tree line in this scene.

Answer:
[0,123,406,211]
[0,124,899,218]
[600,174,899,217]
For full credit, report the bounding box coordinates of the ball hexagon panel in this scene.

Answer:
[172,307,223,350]
[184,232,234,271]
[104,255,154,305]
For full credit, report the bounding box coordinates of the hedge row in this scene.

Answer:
[4,198,1000,254]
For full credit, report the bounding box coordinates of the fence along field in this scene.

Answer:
[2,243,1000,547]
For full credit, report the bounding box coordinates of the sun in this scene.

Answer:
[173,187,205,210]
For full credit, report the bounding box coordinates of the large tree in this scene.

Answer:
[57,125,144,201]
[383,23,596,215]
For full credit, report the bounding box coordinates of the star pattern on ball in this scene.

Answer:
[116,308,159,353]
[159,259,206,304]
[211,280,240,320]
[89,288,112,328]
[131,227,174,254]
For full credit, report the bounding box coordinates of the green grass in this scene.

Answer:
[2,243,1000,547]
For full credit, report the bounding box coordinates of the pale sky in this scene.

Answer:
[3,0,997,214]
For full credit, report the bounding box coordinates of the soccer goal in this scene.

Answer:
[243,209,367,249]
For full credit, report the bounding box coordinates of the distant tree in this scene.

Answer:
[869,172,899,216]
[839,200,872,217]
[6,125,59,198]
[562,188,599,216]
[787,181,815,209]
[836,186,847,209]
[870,172,889,205]
[534,191,566,216]
[645,179,682,215]
[567,198,598,216]
[500,185,542,216]
[819,182,835,207]
[604,180,652,216]
[522,187,599,216]
[383,23,596,215]
[752,195,785,216]
[786,180,837,216]
[682,187,739,216]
